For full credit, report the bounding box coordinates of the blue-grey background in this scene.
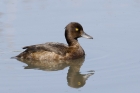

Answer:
[0,0,140,93]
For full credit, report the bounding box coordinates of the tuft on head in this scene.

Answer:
[65,22,83,30]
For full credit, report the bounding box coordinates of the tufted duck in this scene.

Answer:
[14,22,93,60]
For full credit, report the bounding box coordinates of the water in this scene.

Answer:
[0,0,140,93]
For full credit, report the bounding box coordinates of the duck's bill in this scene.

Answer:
[81,32,93,39]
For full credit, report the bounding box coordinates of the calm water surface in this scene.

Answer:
[0,0,140,93]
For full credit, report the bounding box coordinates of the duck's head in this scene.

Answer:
[65,22,93,45]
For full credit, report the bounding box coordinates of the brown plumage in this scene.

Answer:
[15,22,93,60]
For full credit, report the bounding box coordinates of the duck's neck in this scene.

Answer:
[66,38,78,46]
[65,30,78,46]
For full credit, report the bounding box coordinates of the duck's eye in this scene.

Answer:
[75,28,79,31]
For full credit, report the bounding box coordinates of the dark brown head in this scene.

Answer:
[65,22,93,46]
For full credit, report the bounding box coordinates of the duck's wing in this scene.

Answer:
[22,42,69,56]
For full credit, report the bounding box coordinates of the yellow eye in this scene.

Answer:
[75,28,79,31]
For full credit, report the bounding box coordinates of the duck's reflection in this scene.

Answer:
[67,59,94,88]
[17,56,94,88]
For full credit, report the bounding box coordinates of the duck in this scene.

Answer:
[15,22,93,60]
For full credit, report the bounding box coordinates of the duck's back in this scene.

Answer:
[16,42,69,60]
